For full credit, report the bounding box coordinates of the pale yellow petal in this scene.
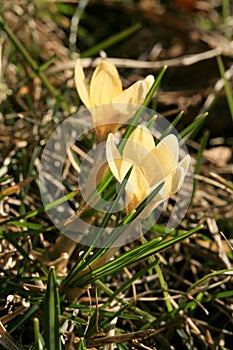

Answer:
[144,74,155,92]
[125,165,149,214]
[74,59,91,108]
[91,105,119,142]
[112,81,147,105]
[176,154,191,190]
[128,125,155,151]
[117,158,133,182]
[165,167,181,195]
[123,125,155,165]
[92,104,137,142]
[90,61,122,105]
[179,154,190,174]
[153,155,190,199]
[155,135,179,176]
[106,133,123,183]
[141,150,165,186]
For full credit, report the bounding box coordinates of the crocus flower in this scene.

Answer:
[106,125,190,214]
[75,59,154,142]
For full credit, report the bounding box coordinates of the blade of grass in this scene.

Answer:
[73,226,203,287]
[159,111,184,140]
[8,305,39,334]
[5,221,43,230]
[100,167,133,229]
[101,257,159,309]
[100,304,129,329]
[43,267,62,350]
[179,113,208,140]
[99,181,164,249]
[143,66,168,108]
[34,318,45,350]
[222,0,231,39]
[217,55,233,122]
[77,338,87,350]
[119,181,164,226]
[185,287,233,313]
[155,263,173,313]
[140,231,174,313]
[80,23,142,58]
[187,268,233,293]
[3,234,32,262]
[96,280,156,323]
[0,189,80,226]
[204,289,233,302]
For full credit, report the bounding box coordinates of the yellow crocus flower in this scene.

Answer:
[75,59,154,142]
[106,125,190,214]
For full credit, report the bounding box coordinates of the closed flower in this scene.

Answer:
[75,59,154,142]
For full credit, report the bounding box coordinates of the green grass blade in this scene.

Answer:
[205,289,233,302]
[8,305,39,334]
[217,54,233,122]
[102,258,159,308]
[77,338,87,350]
[74,226,203,287]
[222,0,231,39]
[143,65,168,108]
[187,268,233,292]
[34,318,46,350]
[81,23,142,58]
[96,280,156,322]
[69,0,89,53]
[100,304,129,329]
[159,111,184,141]
[179,113,208,139]
[43,267,62,350]
[61,166,134,283]
[100,166,133,229]
[120,181,164,226]
[0,189,79,225]
[155,263,173,313]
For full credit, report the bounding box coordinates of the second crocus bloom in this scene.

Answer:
[106,125,190,214]
[75,59,154,142]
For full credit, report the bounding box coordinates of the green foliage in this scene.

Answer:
[43,267,62,350]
